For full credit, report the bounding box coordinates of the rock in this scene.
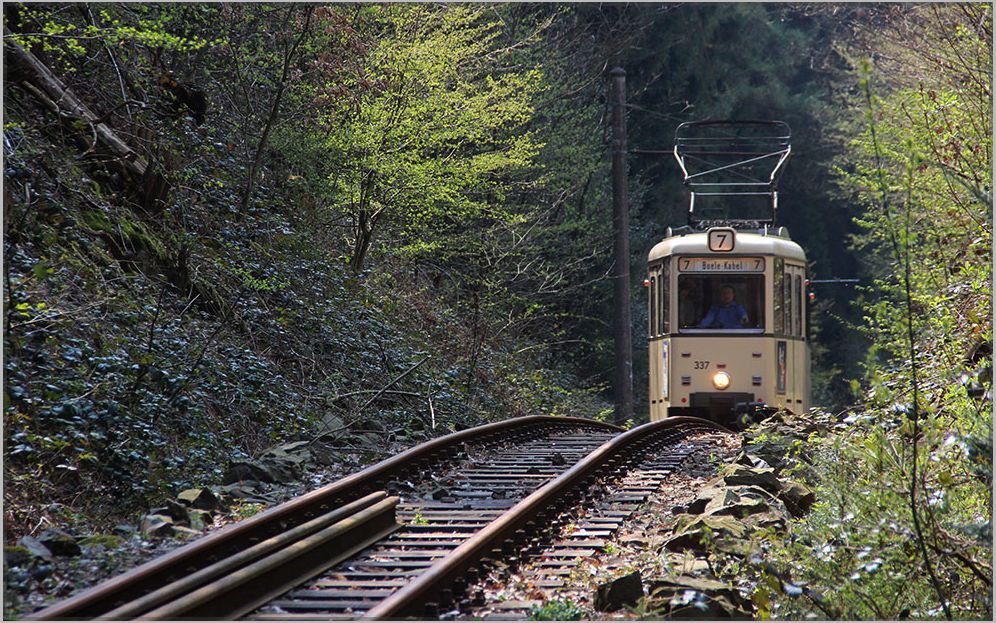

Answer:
[663,515,747,552]
[703,485,783,519]
[594,570,644,611]
[259,457,300,483]
[17,536,53,561]
[113,524,137,536]
[150,500,190,525]
[172,525,202,538]
[218,483,265,502]
[686,487,725,514]
[188,509,214,531]
[742,511,787,530]
[665,554,712,575]
[223,461,276,484]
[141,514,175,538]
[177,487,221,511]
[551,452,566,466]
[30,563,53,581]
[778,480,816,517]
[4,546,32,567]
[277,440,312,454]
[79,534,124,549]
[735,451,772,470]
[262,447,307,465]
[308,441,340,466]
[37,528,81,557]
[649,575,752,618]
[718,464,782,495]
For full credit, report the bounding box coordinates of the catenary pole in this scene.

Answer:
[609,67,634,425]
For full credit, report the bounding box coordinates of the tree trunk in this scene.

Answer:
[239,7,314,214]
[4,31,167,209]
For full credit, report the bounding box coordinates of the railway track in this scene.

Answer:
[466,429,735,618]
[28,415,726,621]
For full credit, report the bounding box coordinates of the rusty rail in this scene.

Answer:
[28,415,619,620]
[363,416,724,619]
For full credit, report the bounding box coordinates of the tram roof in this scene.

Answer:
[648,229,807,263]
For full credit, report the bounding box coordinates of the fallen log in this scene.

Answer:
[4,30,167,209]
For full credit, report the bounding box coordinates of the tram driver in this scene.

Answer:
[698,284,748,329]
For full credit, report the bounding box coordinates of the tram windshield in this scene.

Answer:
[677,275,764,331]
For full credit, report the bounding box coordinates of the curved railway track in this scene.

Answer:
[28,415,727,621]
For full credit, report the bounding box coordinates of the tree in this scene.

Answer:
[304,4,543,272]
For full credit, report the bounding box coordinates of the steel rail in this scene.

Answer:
[142,496,400,620]
[28,415,620,620]
[363,416,725,619]
[101,491,395,620]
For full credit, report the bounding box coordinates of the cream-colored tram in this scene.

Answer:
[647,121,811,424]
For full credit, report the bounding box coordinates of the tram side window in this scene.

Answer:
[677,275,764,330]
[662,259,670,334]
[773,259,784,334]
[784,271,793,335]
[648,275,656,337]
[794,275,803,337]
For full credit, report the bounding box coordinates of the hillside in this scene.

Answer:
[4,3,991,620]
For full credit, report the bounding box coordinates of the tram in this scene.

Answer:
[647,121,810,424]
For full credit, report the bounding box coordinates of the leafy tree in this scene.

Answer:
[762,5,992,619]
[298,4,543,272]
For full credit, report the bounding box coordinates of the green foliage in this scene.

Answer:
[229,501,265,521]
[286,4,543,271]
[528,598,585,621]
[759,5,992,620]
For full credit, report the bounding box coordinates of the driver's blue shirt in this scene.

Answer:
[699,302,748,329]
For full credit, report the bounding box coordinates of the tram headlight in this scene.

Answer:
[712,370,731,390]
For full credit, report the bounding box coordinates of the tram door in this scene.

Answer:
[785,263,807,409]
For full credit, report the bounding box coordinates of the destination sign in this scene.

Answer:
[678,256,765,273]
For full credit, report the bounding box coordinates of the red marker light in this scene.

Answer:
[809,292,816,301]
[643,279,650,287]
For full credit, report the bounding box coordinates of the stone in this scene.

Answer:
[4,545,32,567]
[172,525,202,538]
[277,440,313,454]
[141,514,175,538]
[188,509,214,531]
[308,442,340,466]
[594,570,644,611]
[79,534,125,549]
[778,481,816,517]
[649,575,752,619]
[262,447,307,465]
[259,457,300,483]
[37,528,81,557]
[703,485,783,519]
[150,500,190,525]
[31,563,54,581]
[17,536,53,561]
[719,464,782,495]
[666,554,712,575]
[223,461,276,484]
[113,524,137,536]
[686,487,726,515]
[663,515,747,552]
[735,452,772,470]
[177,487,221,511]
[742,511,787,530]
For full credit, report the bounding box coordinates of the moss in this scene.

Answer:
[78,534,124,548]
